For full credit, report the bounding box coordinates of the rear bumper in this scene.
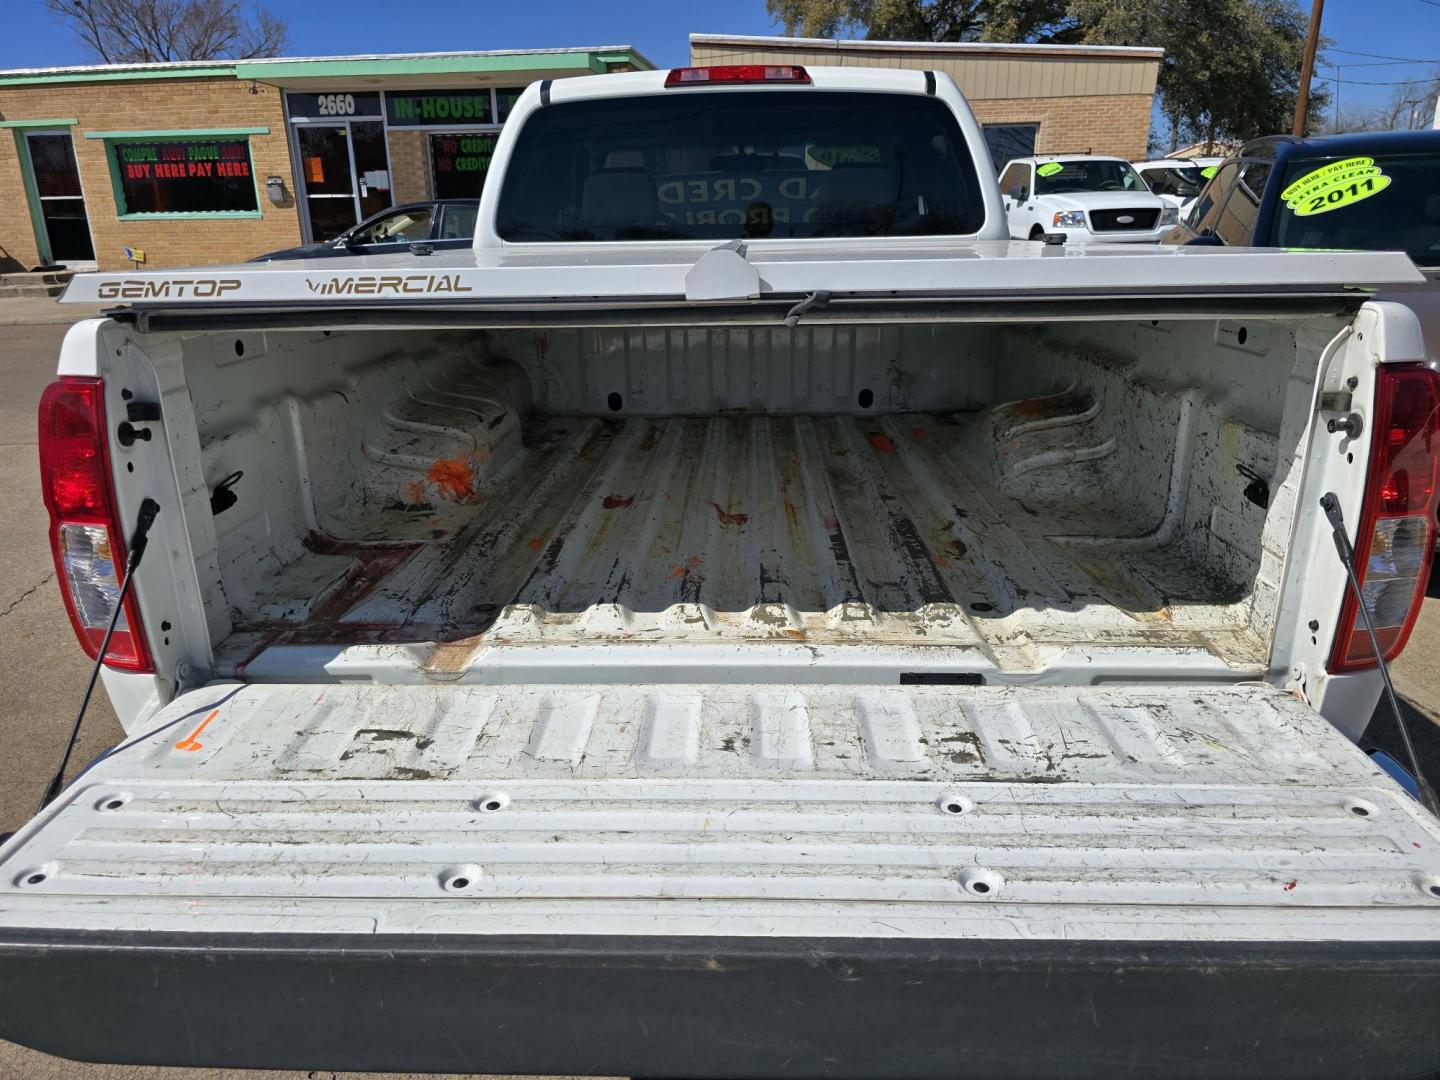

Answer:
[3,929,1440,1079]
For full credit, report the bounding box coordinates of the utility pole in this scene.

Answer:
[1293,0,1325,135]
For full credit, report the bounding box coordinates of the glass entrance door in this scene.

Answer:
[295,121,391,242]
[24,132,94,266]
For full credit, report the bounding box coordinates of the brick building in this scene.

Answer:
[0,46,652,272]
[689,34,1163,169]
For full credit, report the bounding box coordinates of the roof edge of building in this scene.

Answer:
[689,32,1164,60]
[0,45,655,86]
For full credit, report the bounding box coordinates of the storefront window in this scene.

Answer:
[110,138,258,216]
[496,88,525,122]
[429,132,496,199]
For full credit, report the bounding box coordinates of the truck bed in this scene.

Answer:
[216,399,1274,675]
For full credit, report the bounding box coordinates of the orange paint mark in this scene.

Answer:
[427,457,476,501]
[711,502,749,528]
[1283,880,1297,892]
[785,628,807,641]
[667,555,702,579]
[912,426,927,441]
[823,515,840,531]
[526,535,548,551]
[602,493,635,509]
[175,709,220,752]
[933,554,950,567]
[868,433,895,454]
[400,480,428,505]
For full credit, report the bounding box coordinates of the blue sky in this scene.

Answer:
[3,0,1438,117]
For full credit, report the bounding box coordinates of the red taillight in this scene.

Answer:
[37,377,152,672]
[1329,363,1440,672]
[664,65,811,88]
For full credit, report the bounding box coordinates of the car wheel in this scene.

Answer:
[1029,225,1046,241]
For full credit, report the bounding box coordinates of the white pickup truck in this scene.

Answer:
[998,154,1178,242]
[5,64,1440,1078]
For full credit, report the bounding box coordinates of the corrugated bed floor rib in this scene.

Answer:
[233,414,1262,663]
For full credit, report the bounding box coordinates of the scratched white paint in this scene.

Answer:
[2,680,1440,940]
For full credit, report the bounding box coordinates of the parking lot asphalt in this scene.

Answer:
[0,310,1437,1077]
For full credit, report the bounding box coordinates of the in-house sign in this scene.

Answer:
[386,91,493,128]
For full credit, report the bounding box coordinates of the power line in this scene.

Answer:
[1321,73,1440,85]
[1328,47,1440,63]
[1321,58,1439,68]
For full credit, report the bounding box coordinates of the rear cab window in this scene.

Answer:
[495,90,988,241]
[1270,151,1440,267]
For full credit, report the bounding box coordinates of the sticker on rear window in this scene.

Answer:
[1200,165,1218,178]
[805,144,881,169]
[1036,162,1063,177]
[1281,157,1391,217]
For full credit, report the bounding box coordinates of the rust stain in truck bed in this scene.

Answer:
[710,502,749,528]
[426,457,480,502]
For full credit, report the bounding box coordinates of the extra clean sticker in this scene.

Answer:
[1036,162,1063,176]
[1200,166,1218,178]
[1281,157,1391,217]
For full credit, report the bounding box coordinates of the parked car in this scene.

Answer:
[997,154,1178,242]
[250,199,480,261]
[1132,157,1207,216]
[1164,131,1440,271]
[11,66,1440,1079]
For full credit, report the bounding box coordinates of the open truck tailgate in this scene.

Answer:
[3,679,1440,1077]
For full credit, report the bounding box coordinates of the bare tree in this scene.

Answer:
[1377,70,1440,130]
[47,0,288,64]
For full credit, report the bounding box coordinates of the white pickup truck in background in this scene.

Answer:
[998,153,1179,242]
[4,64,1440,1078]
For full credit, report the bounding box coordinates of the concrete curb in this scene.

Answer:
[0,301,109,327]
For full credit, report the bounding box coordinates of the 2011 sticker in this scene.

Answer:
[1036,162,1063,177]
[1281,157,1391,217]
[1200,165,1218,178]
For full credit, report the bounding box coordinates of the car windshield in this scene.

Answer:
[1034,160,1148,195]
[495,90,987,241]
[1144,165,1205,197]
[352,207,432,245]
[1269,151,1440,266]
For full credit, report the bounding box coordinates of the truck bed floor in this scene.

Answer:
[222,412,1265,671]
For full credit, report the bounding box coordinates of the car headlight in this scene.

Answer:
[1160,206,1179,226]
[1052,210,1087,228]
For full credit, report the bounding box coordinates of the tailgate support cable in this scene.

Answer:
[784,290,831,328]
[1320,492,1440,816]
[36,498,161,814]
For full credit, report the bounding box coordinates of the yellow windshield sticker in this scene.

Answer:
[1281,157,1391,217]
[1200,165,1218,178]
[1036,162,1063,177]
